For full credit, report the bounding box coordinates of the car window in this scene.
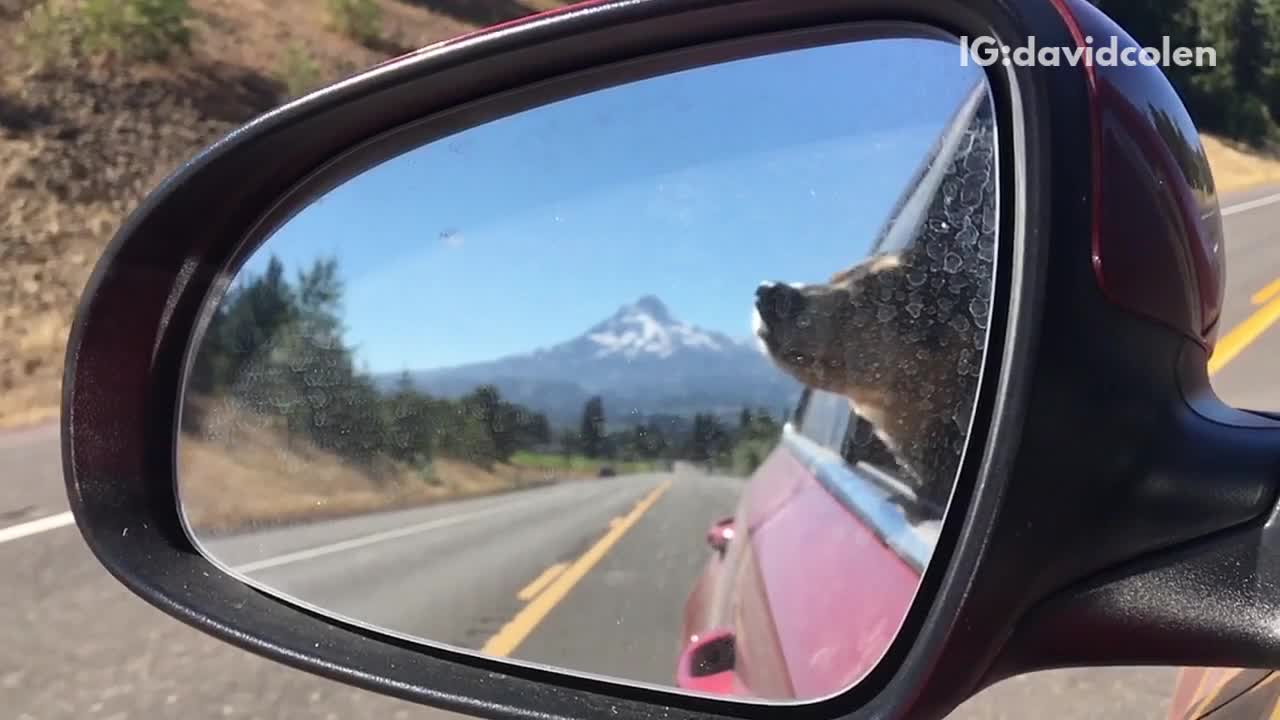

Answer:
[792,389,919,511]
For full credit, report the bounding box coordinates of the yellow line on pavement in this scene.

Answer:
[1187,670,1241,719]
[516,562,568,601]
[482,479,672,657]
[1209,290,1280,376]
[1254,278,1280,306]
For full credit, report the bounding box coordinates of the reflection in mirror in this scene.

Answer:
[177,32,999,704]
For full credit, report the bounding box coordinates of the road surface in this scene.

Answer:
[5,185,1280,719]
[198,471,740,687]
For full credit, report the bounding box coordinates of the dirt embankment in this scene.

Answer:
[178,429,576,533]
[1202,134,1280,194]
[178,391,604,531]
[0,0,561,430]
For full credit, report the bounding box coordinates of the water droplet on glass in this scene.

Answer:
[969,299,990,317]
[926,240,946,261]
[944,253,964,273]
[950,315,971,332]
[906,302,924,319]
[978,239,996,262]
[958,224,979,245]
[983,204,997,233]
[965,149,990,172]
[877,305,897,322]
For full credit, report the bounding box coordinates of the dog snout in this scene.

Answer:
[756,282,806,326]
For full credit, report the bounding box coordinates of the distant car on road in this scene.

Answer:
[597,466,616,478]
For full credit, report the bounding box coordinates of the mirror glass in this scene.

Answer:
[177,32,999,703]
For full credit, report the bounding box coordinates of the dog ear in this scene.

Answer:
[828,253,903,285]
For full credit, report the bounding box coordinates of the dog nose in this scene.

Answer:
[756,282,805,323]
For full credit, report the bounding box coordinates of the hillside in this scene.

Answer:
[2,0,1280,430]
[0,0,567,430]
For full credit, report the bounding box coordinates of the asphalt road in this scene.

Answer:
[197,471,741,687]
[5,185,1280,719]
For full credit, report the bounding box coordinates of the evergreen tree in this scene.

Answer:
[579,396,607,458]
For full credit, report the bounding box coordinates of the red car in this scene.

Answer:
[676,77,983,700]
[679,388,934,700]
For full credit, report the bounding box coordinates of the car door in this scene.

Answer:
[679,388,934,700]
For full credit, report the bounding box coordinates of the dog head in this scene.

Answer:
[753,253,910,397]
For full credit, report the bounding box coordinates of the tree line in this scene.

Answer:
[1091,0,1280,144]
[187,255,784,479]
[185,255,554,477]
[569,399,783,473]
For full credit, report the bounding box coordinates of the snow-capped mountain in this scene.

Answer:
[586,295,729,359]
[389,296,802,428]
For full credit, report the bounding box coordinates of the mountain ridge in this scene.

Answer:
[379,295,802,428]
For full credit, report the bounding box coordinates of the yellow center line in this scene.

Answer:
[1209,286,1280,377]
[1253,278,1280,306]
[1261,673,1280,720]
[1187,670,1240,718]
[516,562,569,602]
[482,479,673,657]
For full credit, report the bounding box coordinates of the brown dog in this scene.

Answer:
[752,105,997,513]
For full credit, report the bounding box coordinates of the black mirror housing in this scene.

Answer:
[61,1,1280,719]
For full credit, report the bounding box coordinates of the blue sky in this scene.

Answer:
[237,37,989,373]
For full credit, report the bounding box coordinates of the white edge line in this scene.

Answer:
[0,511,75,544]
[1221,191,1280,217]
[229,502,527,575]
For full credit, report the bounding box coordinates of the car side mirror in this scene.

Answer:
[706,517,735,556]
[60,1,1280,720]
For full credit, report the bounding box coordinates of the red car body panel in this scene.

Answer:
[1052,0,1226,349]
[754,467,920,699]
[679,439,923,700]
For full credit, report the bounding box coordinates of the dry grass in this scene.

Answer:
[177,429,582,532]
[176,398,594,531]
[1202,133,1280,195]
